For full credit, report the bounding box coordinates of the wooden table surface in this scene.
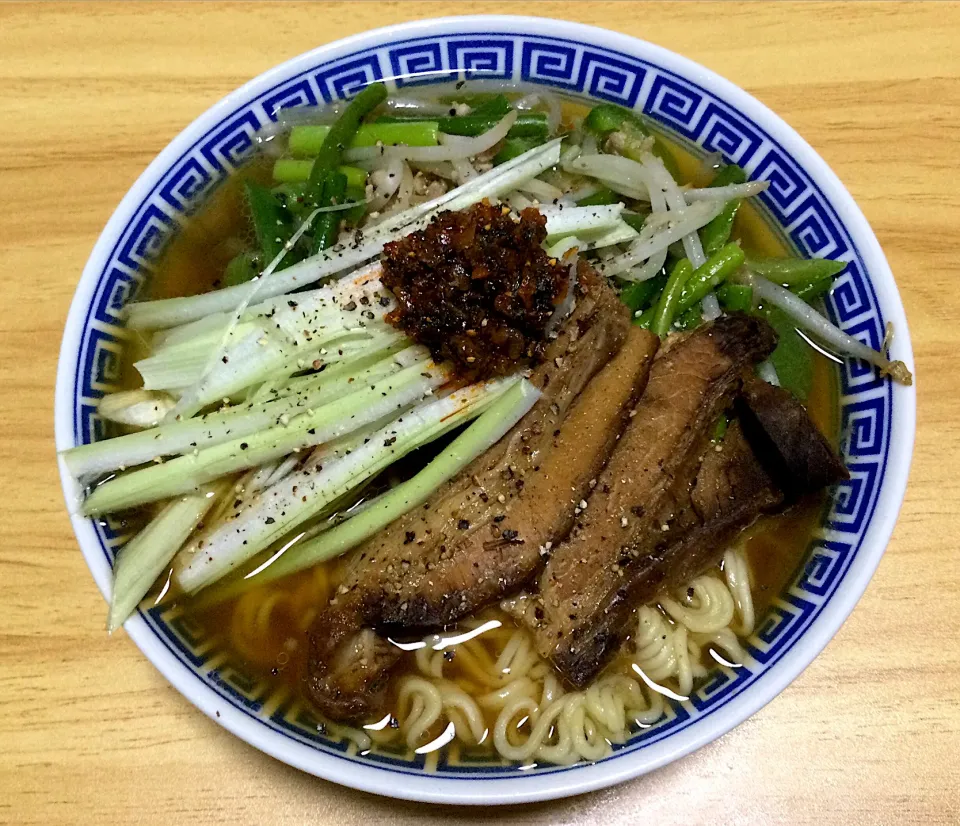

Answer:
[2,2,958,823]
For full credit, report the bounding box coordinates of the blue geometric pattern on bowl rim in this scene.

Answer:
[68,30,893,779]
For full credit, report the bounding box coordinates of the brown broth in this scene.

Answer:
[140,158,273,302]
[128,99,840,756]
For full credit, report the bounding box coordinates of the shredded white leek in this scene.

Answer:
[98,390,176,429]
[107,482,223,632]
[81,361,451,515]
[62,344,422,479]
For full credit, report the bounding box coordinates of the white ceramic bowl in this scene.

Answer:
[55,15,915,804]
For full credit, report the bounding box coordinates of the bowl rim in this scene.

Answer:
[54,14,916,805]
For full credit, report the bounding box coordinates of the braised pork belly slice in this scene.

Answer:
[532,314,781,687]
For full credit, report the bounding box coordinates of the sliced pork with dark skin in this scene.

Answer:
[737,374,849,498]
[541,420,787,687]
[533,314,779,686]
[306,269,658,721]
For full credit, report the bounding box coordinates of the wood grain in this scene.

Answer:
[1,2,958,823]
